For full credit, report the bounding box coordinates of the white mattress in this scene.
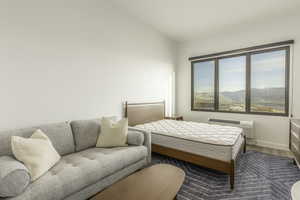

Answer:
[135,120,244,162]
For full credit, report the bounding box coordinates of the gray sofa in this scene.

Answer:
[0,120,151,200]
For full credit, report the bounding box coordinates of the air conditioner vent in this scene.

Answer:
[208,118,255,144]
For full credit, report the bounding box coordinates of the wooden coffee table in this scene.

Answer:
[91,164,185,200]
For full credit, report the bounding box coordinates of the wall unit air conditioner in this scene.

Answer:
[208,118,255,144]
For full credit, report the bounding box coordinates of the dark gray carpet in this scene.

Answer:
[151,150,300,200]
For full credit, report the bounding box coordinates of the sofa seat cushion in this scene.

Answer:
[7,146,147,200]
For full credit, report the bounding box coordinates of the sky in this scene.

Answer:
[251,50,285,89]
[219,56,245,92]
[194,50,286,93]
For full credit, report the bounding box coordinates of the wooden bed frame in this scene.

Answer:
[124,101,246,189]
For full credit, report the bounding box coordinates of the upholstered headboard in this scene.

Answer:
[124,101,165,126]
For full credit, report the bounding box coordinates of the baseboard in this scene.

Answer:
[252,139,289,151]
[246,138,256,145]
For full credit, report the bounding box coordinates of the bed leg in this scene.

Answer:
[230,160,235,189]
[243,136,247,153]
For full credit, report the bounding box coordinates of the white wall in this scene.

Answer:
[176,12,300,150]
[1,0,298,151]
[0,0,176,131]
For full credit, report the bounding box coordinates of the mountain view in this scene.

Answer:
[194,87,285,113]
[193,50,287,113]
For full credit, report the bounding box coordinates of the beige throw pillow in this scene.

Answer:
[11,129,61,181]
[96,118,128,148]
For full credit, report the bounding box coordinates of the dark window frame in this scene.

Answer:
[191,45,291,116]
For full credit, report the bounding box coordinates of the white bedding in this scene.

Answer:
[135,120,242,146]
[135,119,244,161]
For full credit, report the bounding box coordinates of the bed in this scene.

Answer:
[124,101,246,189]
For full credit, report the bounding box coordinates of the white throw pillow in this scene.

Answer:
[100,116,118,123]
[96,118,128,148]
[11,129,61,181]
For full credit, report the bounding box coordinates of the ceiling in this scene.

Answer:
[110,0,300,42]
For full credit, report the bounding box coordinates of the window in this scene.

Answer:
[219,56,246,112]
[191,41,291,116]
[192,60,215,110]
[250,50,287,114]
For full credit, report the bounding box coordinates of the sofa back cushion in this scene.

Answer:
[70,119,101,151]
[0,122,75,157]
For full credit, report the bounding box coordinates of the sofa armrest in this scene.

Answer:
[0,156,30,197]
[128,127,151,163]
[127,131,144,146]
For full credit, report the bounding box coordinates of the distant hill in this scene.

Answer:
[220,87,285,104]
[220,90,245,103]
[250,88,285,104]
